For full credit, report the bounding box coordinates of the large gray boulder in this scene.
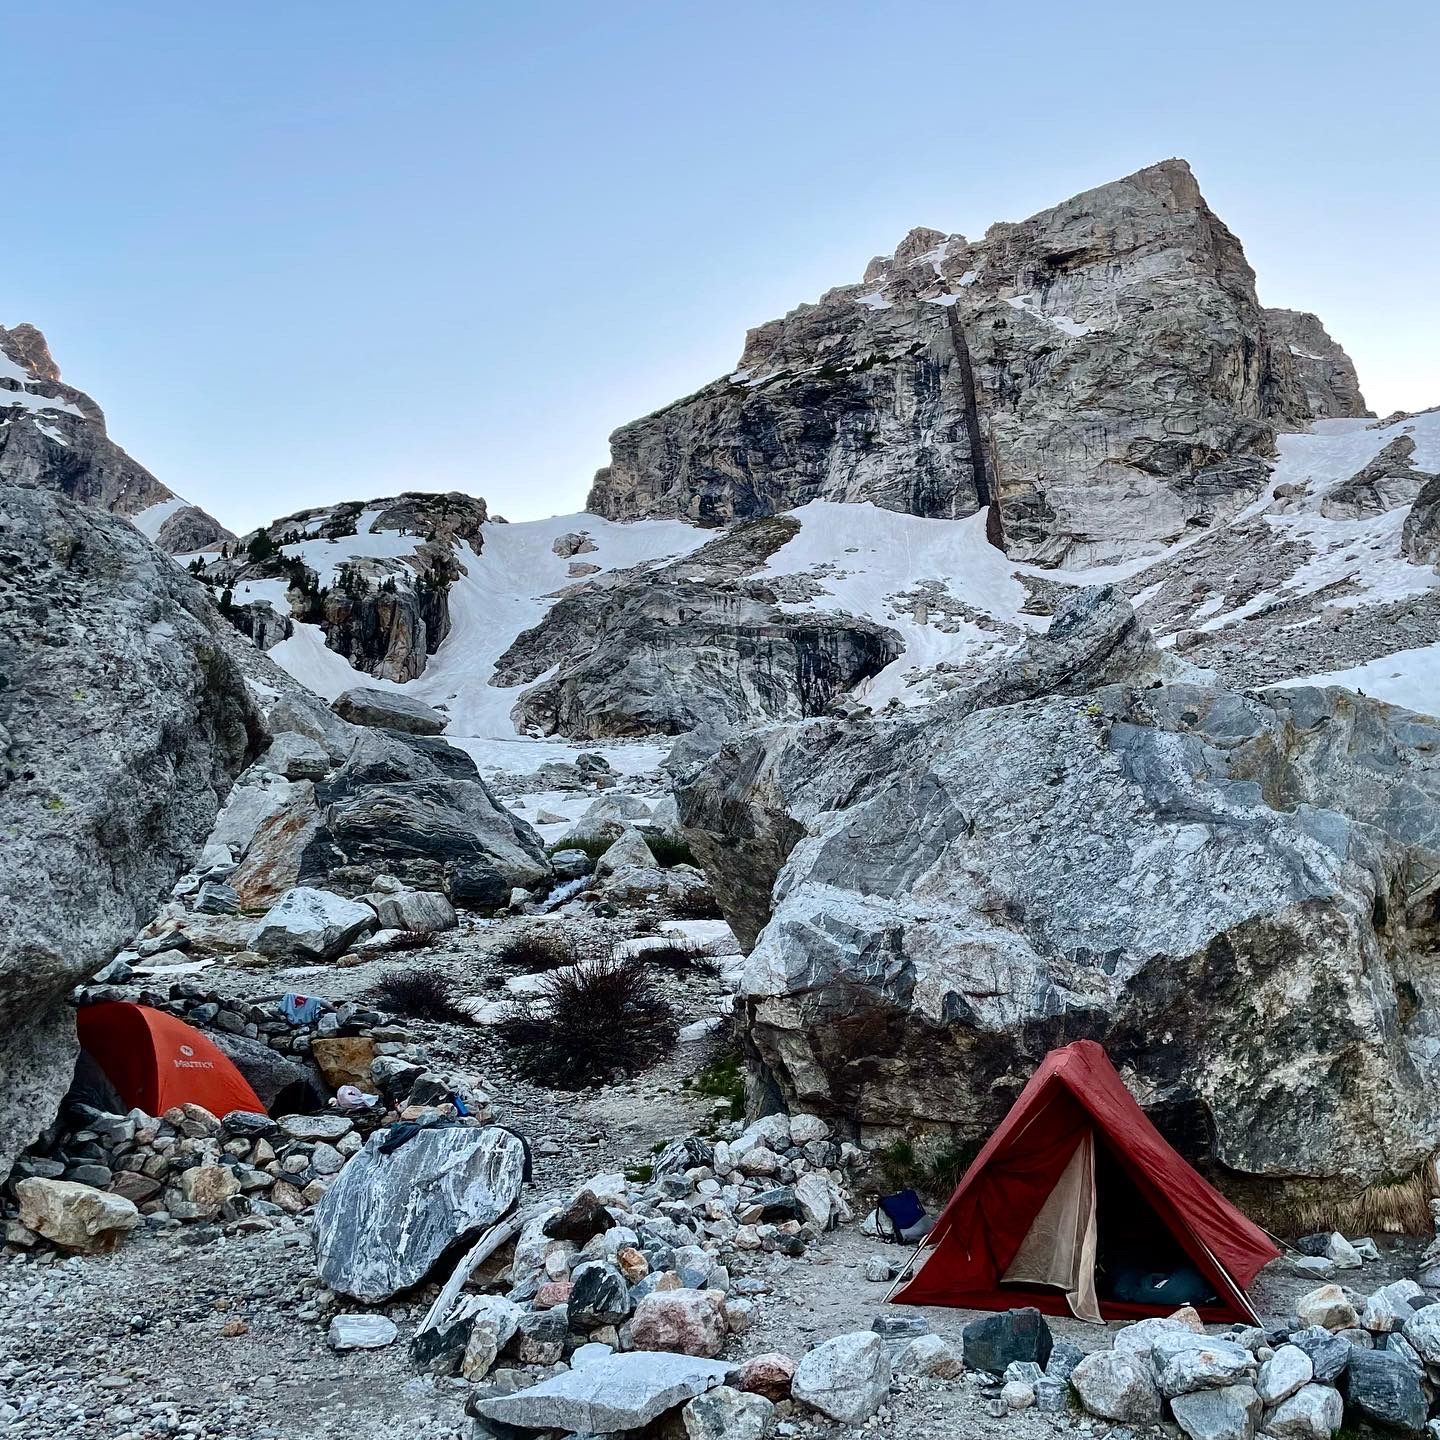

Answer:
[248,886,376,960]
[0,482,256,1179]
[300,729,552,905]
[332,685,447,735]
[314,1125,527,1301]
[587,161,1367,565]
[678,587,1440,1216]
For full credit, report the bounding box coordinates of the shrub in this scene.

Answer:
[670,887,724,921]
[368,968,467,1023]
[490,929,577,972]
[495,954,676,1087]
[876,1133,973,1200]
[645,834,696,868]
[638,938,719,976]
[362,929,431,954]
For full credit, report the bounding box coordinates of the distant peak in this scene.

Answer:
[0,322,61,382]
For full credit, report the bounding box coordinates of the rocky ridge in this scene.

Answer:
[0,322,233,553]
[588,161,1370,568]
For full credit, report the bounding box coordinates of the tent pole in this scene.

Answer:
[881,1231,936,1305]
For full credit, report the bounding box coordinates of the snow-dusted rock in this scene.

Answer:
[249,886,375,961]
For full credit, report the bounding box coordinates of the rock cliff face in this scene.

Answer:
[588,161,1368,566]
[0,481,258,1179]
[677,588,1440,1218]
[1263,308,1370,420]
[1,323,233,554]
[496,519,903,738]
[206,492,485,682]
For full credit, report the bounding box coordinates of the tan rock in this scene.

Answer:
[310,1034,378,1090]
[15,1178,140,1252]
[179,1164,240,1218]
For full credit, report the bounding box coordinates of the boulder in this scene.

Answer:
[210,1031,315,1110]
[1069,1349,1164,1423]
[367,889,457,933]
[256,730,331,782]
[961,1308,1053,1375]
[1342,1346,1428,1434]
[306,731,552,907]
[893,1334,963,1379]
[1402,473,1440,568]
[0,484,256,1177]
[630,1290,727,1358]
[791,1330,891,1425]
[310,1035,379,1091]
[313,1125,526,1301]
[1170,1382,1263,1440]
[1114,1311,1206,1357]
[14,1177,140,1252]
[473,1351,732,1433]
[249,886,375,961]
[678,588,1440,1208]
[1265,1382,1344,1440]
[1401,1305,1440,1364]
[596,826,659,878]
[682,1385,774,1440]
[332,686,446,736]
[459,1296,523,1380]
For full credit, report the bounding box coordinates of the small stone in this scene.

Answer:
[1343,1346,1428,1433]
[1169,1382,1262,1440]
[682,1385,775,1440]
[734,1351,796,1402]
[961,1307,1053,1374]
[327,1314,398,1350]
[864,1256,894,1283]
[1257,1345,1313,1404]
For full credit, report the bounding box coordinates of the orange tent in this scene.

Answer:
[76,1002,266,1120]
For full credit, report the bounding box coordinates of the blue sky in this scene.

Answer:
[5,1,1436,532]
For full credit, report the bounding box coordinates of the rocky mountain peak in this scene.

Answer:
[0,321,61,382]
[588,159,1368,566]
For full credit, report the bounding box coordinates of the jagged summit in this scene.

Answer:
[588,159,1369,566]
[0,322,234,553]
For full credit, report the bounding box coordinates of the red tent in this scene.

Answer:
[892,1041,1278,1323]
[76,1002,266,1120]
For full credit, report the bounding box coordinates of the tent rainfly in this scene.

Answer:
[892,1040,1279,1323]
[76,1002,266,1120]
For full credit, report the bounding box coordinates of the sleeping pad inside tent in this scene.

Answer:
[891,1040,1279,1323]
[76,1002,266,1119]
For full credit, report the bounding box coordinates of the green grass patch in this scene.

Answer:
[687,1048,746,1121]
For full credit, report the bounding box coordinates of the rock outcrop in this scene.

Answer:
[1263,308,1371,421]
[588,161,1368,566]
[0,482,257,1178]
[678,587,1440,1218]
[497,519,902,738]
[206,492,486,682]
[1,323,233,553]
[1402,472,1440,568]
